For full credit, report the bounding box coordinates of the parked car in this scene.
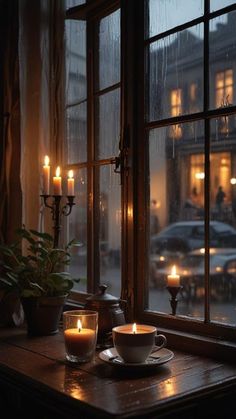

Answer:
[150,220,236,254]
[150,248,236,301]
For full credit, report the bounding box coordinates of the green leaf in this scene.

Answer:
[29,229,54,242]
[47,272,74,293]
[65,238,82,250]
[0,277,15,288]
[21,289,43,297]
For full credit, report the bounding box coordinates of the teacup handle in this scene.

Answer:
[154,334,167,350]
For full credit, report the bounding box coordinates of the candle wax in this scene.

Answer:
[167,274,180,287]
[64,328,95,357]
[67,178,74,196]
[53,176,62,195]
[118,328,151,334]
[43,165,50,195]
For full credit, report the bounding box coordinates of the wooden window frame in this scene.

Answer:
[65,0,126,304]
[65,0,236,355]
[134,0,236,346]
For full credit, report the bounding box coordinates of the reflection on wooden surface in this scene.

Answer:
[0,328,236,418]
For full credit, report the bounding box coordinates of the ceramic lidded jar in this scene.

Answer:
[84,284,126,346]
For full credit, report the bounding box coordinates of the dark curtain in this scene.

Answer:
[0,0,22,244]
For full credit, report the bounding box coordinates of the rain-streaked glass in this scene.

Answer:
[98,165,121,297]
[96,9,120,91]
[65,20,86,105]
[147,24,203,121]
[146,0,204,38]
[210,118,236,326]
[209,11,236,109]
[66,102,87,164]
[68,169,87,293]
[148,120,205,320]
[210,0,236,12]
[66,0,86,10]
[95,89,120,159]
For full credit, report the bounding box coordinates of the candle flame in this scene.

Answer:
[77,319,82,332]
[68,169,74,179]
[132,323,137,334]
[44,155,50,166]
[56,166,61,177]
[171,265,177,276]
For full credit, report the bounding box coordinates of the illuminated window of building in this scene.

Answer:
[170,88,182,138]
[190,83,197,102]
[215,69,233,108]
[189,82,199,113]
[215,69,233,134]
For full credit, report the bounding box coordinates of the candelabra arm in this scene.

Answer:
[62,196,76,216]
[40,194,76,249]
[40,194,54,210]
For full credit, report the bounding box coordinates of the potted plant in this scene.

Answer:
[0,227,79,336]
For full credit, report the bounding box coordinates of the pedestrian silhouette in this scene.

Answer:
[215,186,226,218]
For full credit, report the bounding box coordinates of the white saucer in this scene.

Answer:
[98,347,174,369]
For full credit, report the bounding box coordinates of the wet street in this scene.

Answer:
[71,264,236,326]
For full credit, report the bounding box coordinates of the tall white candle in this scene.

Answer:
[43,155,50,195]
[167,265,180,287]
[67,170,75,196]
[53,166,62,195]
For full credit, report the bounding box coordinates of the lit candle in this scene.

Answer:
[64,319,96,358]
[67,170,75,196]
[167,265,180,287]
[53,166,62,195]
[112,323,167,363]
[114,323,153,335]
[43,155,50,195]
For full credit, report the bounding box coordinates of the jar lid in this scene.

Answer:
[86,284,119,305]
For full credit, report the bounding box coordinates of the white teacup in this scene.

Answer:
[112,324,167,363]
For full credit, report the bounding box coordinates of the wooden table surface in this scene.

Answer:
[0,327,236,419]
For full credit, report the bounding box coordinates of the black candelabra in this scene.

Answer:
[166,286,182,316]
[40,194,75,248]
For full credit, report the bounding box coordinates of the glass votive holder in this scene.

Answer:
[63,310,98,363]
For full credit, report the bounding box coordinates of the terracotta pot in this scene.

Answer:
[21,295,67,336]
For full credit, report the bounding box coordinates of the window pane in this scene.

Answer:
[147,24,203,122]
[66,0,85,9]
[146,0,204,38]
[209,12,236,109]
[65,20,86,105]
[97,9,120,91]
[210,0,236,12]
[148,120,205,320]
[66,102,87,164]
[69,169,87,293]
[210,119,236,325]
[95,89,120,159]
[98,165,121,297]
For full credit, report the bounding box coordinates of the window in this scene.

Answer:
[215,69,234,134]
[190,83,198,103]
[65,2,121,297]
[64,1,236,345]
[141,0,236,339]
[170,88,182,138]
[215,69,233,108]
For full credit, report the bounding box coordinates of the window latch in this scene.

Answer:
[114,155,121,174]
[112,127,130,185]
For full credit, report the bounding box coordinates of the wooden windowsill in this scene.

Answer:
[0,326,236,418]
[157,327,236,363]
